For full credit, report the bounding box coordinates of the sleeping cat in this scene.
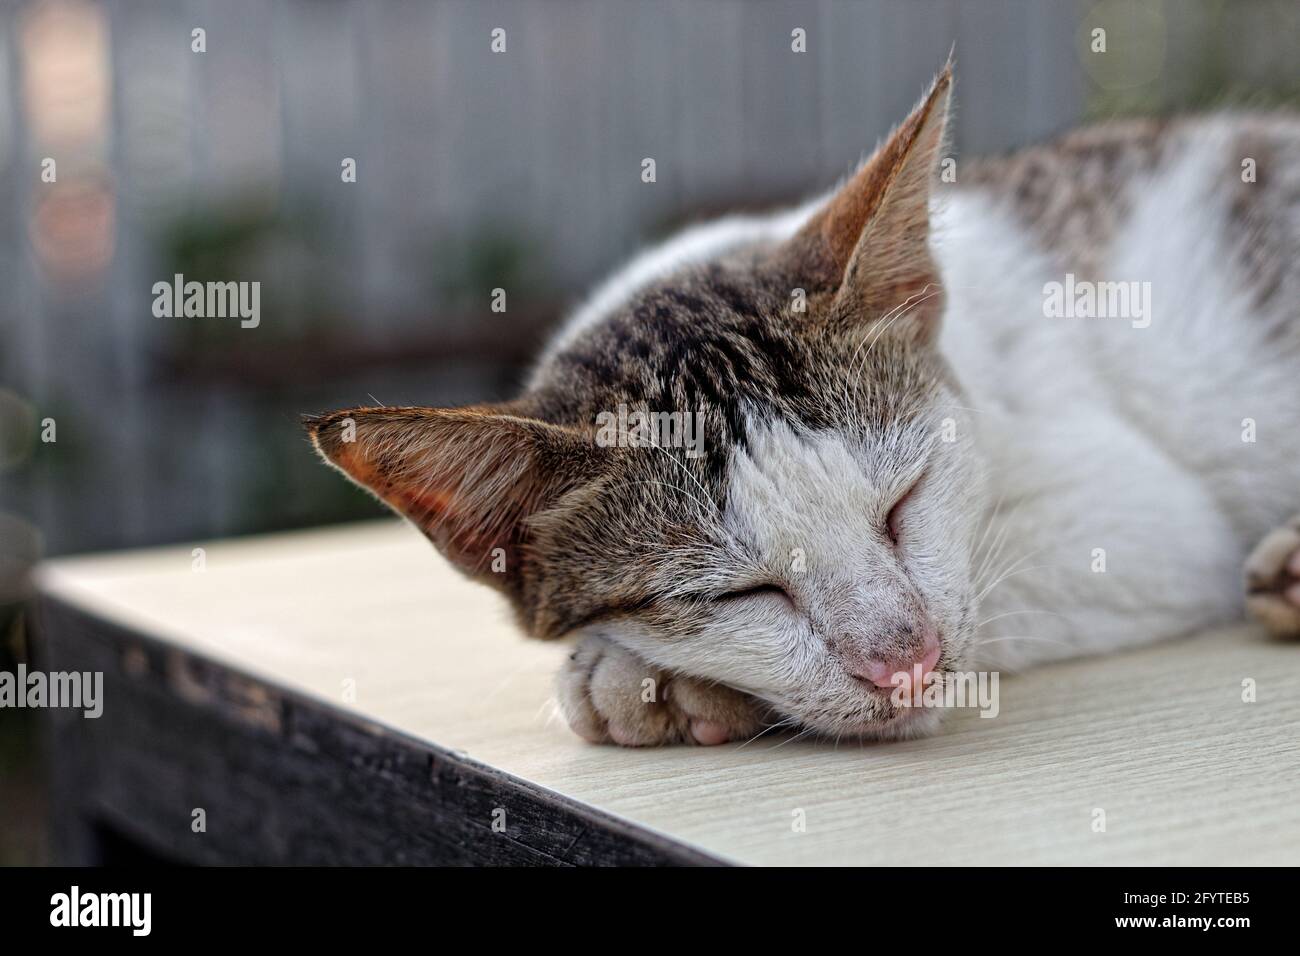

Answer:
[307,64,1300,747]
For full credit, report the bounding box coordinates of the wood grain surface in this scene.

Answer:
[36,521,1300,866]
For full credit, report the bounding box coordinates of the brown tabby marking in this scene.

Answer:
[961,118,1175,276]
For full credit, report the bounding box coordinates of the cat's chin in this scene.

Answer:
[869,706,945,741]
[798,704,945,744]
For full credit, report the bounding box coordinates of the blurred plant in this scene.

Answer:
[153,197,349,355]
[424,229,553,313]
[130,178,560,544]
[1083,0,1300,118]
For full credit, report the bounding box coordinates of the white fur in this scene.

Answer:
[938,124,1298,670]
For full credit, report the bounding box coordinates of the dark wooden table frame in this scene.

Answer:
[34,596,723,866]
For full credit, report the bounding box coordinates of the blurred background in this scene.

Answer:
[0,0,1297,864]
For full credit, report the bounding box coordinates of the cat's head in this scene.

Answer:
[307,64,987,739]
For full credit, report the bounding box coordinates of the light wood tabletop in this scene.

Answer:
[36,520,1300,865]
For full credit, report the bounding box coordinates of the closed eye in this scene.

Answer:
[886,470,926,546]
[715,583,795,609]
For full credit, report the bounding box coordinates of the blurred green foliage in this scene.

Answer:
[1083,0,1300,118]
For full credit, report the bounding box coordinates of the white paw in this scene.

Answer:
[557,635,770,746]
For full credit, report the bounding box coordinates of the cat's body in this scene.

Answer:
[310,68,1300,746]
[917,114,1300,672]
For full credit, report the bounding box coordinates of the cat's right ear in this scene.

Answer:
[790,60,953,340]
[304,405,599,590]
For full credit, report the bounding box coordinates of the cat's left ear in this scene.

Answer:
[304,403,600,596]
[795,61,952,339]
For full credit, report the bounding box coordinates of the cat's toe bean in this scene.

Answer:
[668,678,766,744]
[605,720,676,747]
[689,720,732,746]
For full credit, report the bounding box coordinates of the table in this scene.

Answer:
[34,521,1300,865]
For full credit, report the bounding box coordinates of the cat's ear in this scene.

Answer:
[796,61,952,337]
[305,404,597,590]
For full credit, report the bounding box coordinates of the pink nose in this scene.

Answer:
[856,642,942,689]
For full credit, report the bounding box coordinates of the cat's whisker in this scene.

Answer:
[979,547,1044,594]
[965,653,1029,677]
[968,489,1007,577]
[842,292,919,397]
[972,506,1013,581]
[646,442,718,518]
[970,503,1006,584]
[536,697,564,727]
[975,501,1033,585]
[734,715,799,750]
[973,634,1073,649]
[966,629,1076,672]
[841,288,932,416]
[976,608,1064,629]
[974,561,1054,605]
[609,478,718,521]
[976,518,1021,587]
[848,287,944,410]
[769,724,819,750]
[972,503,1024,588]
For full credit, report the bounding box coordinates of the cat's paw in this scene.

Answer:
[557,635,769,746]
[1245,514,1300,638]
